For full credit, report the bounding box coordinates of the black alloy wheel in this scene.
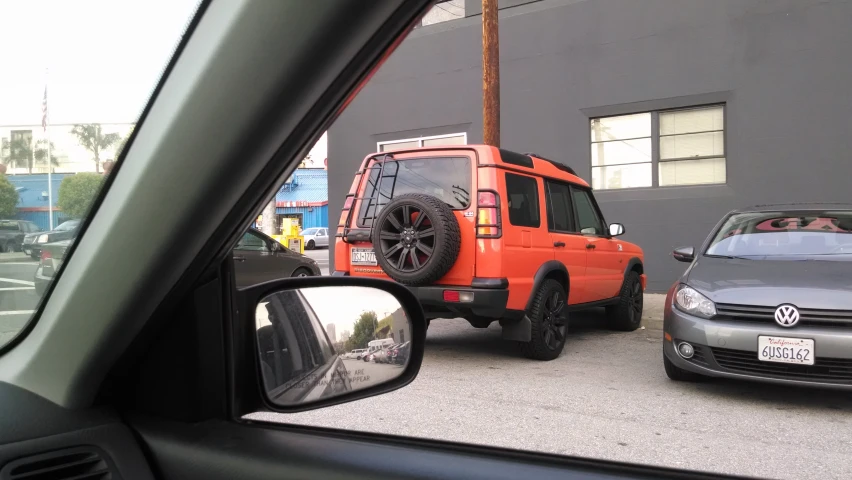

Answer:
[628,280,643,323]
[606,270,644,331]
[378,203,436,273]
[541,290,567,351]
[521,279,569,361]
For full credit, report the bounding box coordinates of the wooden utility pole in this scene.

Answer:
[482,0,500,147]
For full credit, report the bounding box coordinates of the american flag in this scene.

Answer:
[42,86,48,132]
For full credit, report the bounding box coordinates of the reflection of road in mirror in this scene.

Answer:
[254,286,412,407]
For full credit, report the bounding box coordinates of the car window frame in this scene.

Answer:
[235,229,272,253]
[504,171,542,229]
[545,179,576,234]
[569,185,609,237]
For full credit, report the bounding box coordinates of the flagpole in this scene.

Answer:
[44,70,53,230]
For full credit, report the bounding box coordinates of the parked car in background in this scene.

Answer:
[664,204,852,388]
[22,219,81,259]
[0,219,41,253]
[34,238,73,295]
[389,341,410,365]
[335,146,646,360]
[300,227,329,250]
[233,228,321,288]
[350,348,367,360]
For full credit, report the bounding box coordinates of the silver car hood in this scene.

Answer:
[686,257,852,310]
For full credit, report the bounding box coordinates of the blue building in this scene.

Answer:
[7,173,73,230]
[274,169,328,230]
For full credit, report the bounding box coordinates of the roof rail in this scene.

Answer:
[524,153,577,176]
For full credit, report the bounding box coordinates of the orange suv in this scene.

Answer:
[334,146,646,360]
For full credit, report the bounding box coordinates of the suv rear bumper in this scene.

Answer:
[407,278,509,320]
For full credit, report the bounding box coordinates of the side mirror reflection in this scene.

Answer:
[255,286,413,407]
[672,246,695,263]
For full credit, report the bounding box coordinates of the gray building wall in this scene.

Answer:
[328,0,852,292]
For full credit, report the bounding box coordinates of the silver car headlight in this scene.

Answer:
[37,234,49,243]
[674,284,716,319]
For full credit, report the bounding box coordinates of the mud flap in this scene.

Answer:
[500,315,531,342]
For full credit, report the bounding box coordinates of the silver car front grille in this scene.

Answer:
[715,303,852,327]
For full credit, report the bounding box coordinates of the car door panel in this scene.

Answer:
[545,180,588,304]
[502,173,553,310]
[570,187,623,301]
[132,418,726,480]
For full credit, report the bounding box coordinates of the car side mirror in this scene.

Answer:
[672,246,695,263]
[236,276,425,413]
[608,223,625,237]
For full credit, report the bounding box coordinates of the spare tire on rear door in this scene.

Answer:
[372,193,461,286]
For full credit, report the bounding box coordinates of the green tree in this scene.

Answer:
[34,139,59,170]
[345,311,378,351]
[0,175,19,217]
[1,137,60,174]
[70,124,121,173]
[58,173,103,219]
[112,126,134,161]
[2,136,33,173]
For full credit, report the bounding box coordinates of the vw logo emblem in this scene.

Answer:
[774,304,800,327]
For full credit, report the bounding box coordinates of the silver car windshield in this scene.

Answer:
[706,211,852,258]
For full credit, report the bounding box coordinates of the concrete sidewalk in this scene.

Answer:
[642,293,666,331]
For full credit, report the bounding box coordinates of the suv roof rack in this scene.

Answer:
[523,153,577,176]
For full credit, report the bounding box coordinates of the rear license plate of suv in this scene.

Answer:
[351,248,377,266]
[758,336,814,365]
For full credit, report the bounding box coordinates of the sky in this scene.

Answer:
[0,0,201,125]
[300,286,403,340]
[0,0,328,158]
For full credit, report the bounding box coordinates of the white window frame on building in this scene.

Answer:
[590,104,726,190]
[377,132,467,152]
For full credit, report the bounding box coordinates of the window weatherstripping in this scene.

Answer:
[590,105,725,190]
[377,132,467,152]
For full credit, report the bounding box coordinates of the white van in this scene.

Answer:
[367,338,394,354]
[349,348,368,360]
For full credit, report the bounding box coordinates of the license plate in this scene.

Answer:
[758,336,814,365]
[351,248,377,266]
[22,248,30,255]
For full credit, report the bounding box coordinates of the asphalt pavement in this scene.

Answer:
[303,248,330,275]
[249,302,852,480]
[0,255,40,346]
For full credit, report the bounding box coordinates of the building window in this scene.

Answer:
[377,132,467,152]
[590,105,725,190]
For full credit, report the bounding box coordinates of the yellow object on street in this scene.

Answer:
[273,218,304,254]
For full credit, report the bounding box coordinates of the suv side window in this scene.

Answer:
[571,187,605,235]
[235,230,270,252]
[545,181,574,232]
[505,173,540,228]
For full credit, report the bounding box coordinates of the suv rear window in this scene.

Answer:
[357,156,471,227]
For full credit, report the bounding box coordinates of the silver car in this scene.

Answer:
[663,204,852,389]
[301,227,329,250]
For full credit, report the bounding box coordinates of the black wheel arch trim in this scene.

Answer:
[624,257,643,281]
[525,260,569,311]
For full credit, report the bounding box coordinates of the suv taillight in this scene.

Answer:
[40,249,52,262]
[337,195,354,230]
[476,190,502,238]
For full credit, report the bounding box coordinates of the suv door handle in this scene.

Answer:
[553,241,565,247]
[234,255,247,262]
[585,243,596,249]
